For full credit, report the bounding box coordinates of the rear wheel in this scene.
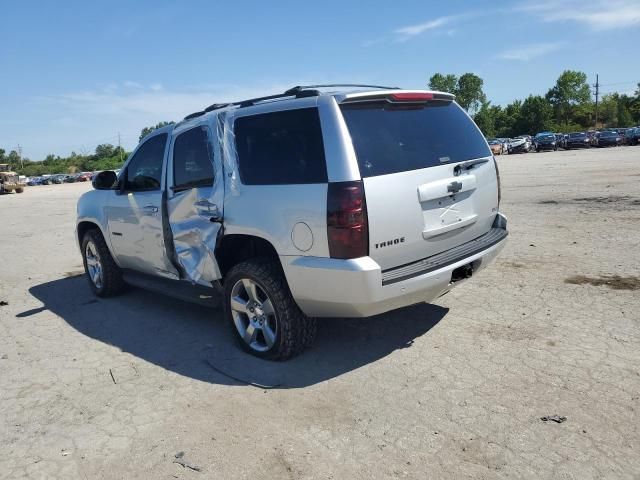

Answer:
[16,187,24,193]
[81,229,125,297]
[224,258,316,360]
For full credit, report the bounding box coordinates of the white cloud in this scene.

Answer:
[519,0,640,30]
[22,82,297,158]
[394,15,458,39]
[498,42,562,61]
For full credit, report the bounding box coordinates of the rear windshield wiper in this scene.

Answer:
[171,178,214,193]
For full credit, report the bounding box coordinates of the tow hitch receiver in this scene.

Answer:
[451,263,474,283]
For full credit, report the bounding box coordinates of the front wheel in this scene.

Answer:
[16,187,24,193]
[81,229,125,297]
[224,259,316,360]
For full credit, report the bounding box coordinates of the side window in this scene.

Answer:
[234,108,328,185]
[125,133,168,191]
[172,126,214,190]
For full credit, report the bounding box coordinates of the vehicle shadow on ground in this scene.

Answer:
[26,275,448,389]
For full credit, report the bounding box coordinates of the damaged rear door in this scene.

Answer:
[166,122,224,285]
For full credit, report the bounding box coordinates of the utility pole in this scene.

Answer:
[118,132,123,163]
[17,144,23,169]
[593,74,599,129]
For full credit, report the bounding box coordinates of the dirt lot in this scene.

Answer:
[1,147,639,479]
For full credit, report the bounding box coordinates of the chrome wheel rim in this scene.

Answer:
[230,278,277,352]
[85,241,103,290]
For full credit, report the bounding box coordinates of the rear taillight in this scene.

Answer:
[327,181,369,259]
[493,157,501,205]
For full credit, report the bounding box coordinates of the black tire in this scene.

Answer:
[16,188,24,193]
[81,229,125,297]
[224,258,316,360]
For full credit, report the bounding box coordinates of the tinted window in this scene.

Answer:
[569,133,585,138]
[340,101,490,178]
[125,133,167,191]
[173,127,214,190]
[234,108,327,185]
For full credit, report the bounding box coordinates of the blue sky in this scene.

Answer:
[1,0,639,160]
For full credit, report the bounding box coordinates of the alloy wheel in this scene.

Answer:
[229,278,278,352]
[85,241,103,290]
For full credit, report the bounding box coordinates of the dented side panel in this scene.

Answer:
[166,121,224,285]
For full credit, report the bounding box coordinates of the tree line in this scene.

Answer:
[3,72,638,175]
[1,121,174,176]
[430,70,640,138]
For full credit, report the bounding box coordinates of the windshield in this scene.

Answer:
[569,133,585,138]
[340,101,490,178]
[540,135,555,141]
[600,131,616,137]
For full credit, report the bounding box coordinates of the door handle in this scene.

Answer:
[142,205,158,214]
[194,199,221,221]
[194,199,216,208]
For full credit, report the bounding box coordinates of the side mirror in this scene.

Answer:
[92,170,117,190]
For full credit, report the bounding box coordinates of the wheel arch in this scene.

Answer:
[215,234,282,279]
[76,220,120,266]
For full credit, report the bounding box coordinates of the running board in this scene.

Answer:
[122,269,222,308]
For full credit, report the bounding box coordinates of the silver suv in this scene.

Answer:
[76,85,508,360]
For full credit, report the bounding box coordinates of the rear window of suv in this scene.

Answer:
[340,101,490,178]
[234,108,328,185]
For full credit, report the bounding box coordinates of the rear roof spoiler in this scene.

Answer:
[340,90,455,104]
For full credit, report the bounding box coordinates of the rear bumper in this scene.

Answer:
[282,214,508,318]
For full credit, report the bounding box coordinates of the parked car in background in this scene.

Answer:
[627,127,640,146]
[496,138,510,153]
[616,128,631,145]
[508,135,532,153]
[488,139,506,155]
[77,172,93,182]
[586,131,598,146]
[63,174,77,183]
[50,174,65,184]
[555,134,566,149]
[535,133,558,152]
[566,132,591,149]
[596,130,622,147]
[27,176,43,186]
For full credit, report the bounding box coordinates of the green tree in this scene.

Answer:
[7,150,21,167]
[95,144,116,159]
[0,148,5,163]
[428,72,486,113]
[456,73,486,114]
[515,95,554,134]
[618,101,633,127]
[473,101,496,137]
[428,73,457,94]
[546,70,592,126]
[139,121,175,142]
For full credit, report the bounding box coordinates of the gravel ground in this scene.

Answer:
[1,147,639,479]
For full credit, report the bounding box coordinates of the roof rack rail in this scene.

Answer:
[204,103,232,113]
[183,110,206,120]
[187,84,394,120]
[285,84,400,94]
